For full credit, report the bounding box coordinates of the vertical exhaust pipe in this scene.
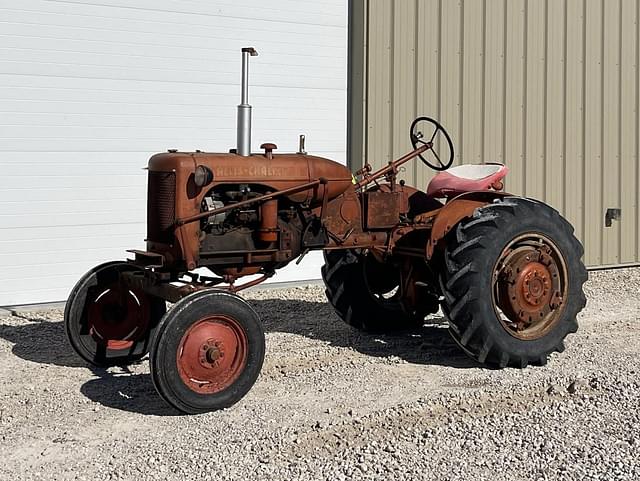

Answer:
[237,47,258,156]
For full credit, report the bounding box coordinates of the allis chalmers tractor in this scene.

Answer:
[65,48,587,414]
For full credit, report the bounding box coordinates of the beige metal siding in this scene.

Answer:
[349,0,640,267]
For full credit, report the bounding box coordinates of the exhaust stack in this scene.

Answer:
[237,47,258,156]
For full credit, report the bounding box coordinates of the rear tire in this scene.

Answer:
[441,197,587,368]
[322,250,436,332]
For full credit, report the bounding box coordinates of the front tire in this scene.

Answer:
[65,261,166,367]
[150,290,265,414]
[441,197,588,368]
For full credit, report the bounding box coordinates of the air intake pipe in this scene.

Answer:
[237,47,258,156]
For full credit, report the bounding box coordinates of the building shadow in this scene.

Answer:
[0,296,480,415]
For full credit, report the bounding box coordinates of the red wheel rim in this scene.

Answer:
[493,234,568,340]
[88,285,150,350]
[177,316,248,394]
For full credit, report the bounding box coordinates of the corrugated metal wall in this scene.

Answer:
[349,0,640,267]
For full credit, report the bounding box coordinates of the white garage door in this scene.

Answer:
[0,0,347,306]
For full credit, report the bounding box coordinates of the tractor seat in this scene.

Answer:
[427,163,508,198]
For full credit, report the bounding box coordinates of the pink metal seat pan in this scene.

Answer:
[427,163,508,198]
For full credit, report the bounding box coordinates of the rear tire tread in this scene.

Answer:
[321,250,436,332]
[441,197,587,368]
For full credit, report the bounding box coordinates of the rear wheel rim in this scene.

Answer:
[361,252,403,305]
[492,233,568,340]
[87,285,150,350]
[176,316,248,394]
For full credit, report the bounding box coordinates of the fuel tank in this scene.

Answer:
[148,150,354,204]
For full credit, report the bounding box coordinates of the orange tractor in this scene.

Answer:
[65,48,587,413]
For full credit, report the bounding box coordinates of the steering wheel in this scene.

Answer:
[409,116,455,171]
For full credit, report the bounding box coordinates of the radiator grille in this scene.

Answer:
[147,171,176,244]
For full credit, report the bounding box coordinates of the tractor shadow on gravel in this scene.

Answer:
[0,297,479,416]
[0,312,88,368]
[249,298,481,369]
[80,372,180,416]
[0,314,180,415]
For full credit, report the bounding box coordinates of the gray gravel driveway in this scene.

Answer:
[0,269,638,480]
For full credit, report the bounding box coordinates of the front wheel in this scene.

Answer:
[150,290,265,414]
[441,197,588,368]
[65,261,166,367]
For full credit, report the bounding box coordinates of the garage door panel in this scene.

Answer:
[0,210,145,230]
[0,223,145,242]
[0,173,144,189]
[48,0,346,26]
[0,49,344,85]
[0,286,77,307]
[0,186,143,203]
[0,73,346,103]
[0,6,345,48]
[2,2,345,30]
[3,162,152,177]
[0,45,346,77]
[0,198,145,217]
[0,243,142,268]
[0,0,346,305]
[0,33,345,68]
[0,233,144,255]
[0,135,344,154]
[2,60,343,91]
[2,113,344,132]
[0,99,344,122]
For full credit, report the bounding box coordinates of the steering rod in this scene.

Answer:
[355,143,431,190]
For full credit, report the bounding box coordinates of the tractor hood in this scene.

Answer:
[148,150,354,204]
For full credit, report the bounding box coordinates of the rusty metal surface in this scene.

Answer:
[426,191,508,259]
[147,171,176,244]
[139,137,519,312]
[493,233,568,340]
[149,151,353,205]
[363,191,401,229]
[176,315,248,394]
[355,144,429,189]
[258,198,278,243]
[175,179,323,227]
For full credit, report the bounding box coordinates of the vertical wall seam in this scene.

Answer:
[636,0,639,261]
[502,0,508,164]
[389,0,395,163]
[347,0,367,171]
[600,0,605,264]
[437,0,442,121]
[363,0,369,168]
[618,0,623,261]
[581,0,587,250]
[562,0,568,215]
[480,0,487,163]
[459,0,465,163]
[413,0,419,184]
[363,0,370,167]
[523,0,528,196]
[543,0,549,202]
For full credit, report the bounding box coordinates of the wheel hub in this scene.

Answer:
[494,238,567,339]
[177,316,247,394]
[514,261,552,308]
[88,285,150,350]
[200,339,225,367]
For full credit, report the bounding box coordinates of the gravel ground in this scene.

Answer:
[0,268,638,481]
